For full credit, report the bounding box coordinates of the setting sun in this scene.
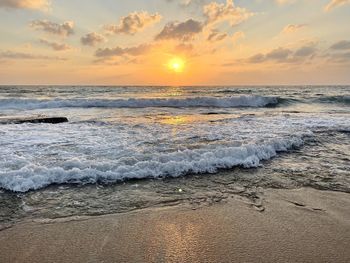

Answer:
[168,57,185,73]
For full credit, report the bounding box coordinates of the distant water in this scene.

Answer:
[0,86,349,228]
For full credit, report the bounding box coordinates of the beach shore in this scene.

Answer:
[1,187,349,263]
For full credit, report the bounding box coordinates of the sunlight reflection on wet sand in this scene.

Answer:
[145,221,202,262]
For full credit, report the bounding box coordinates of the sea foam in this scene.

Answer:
[0,135,303,192]
[0,95,279,110]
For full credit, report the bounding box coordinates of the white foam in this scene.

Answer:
[0,136,303,192]
[0,112,348,193]
[0,95,279,110]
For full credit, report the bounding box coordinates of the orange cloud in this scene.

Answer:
[203,0,253,26]
[324,0,350,11]
[0,0,49,10]
[282,24,306,34]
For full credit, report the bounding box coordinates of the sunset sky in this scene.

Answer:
[0,0,349,85]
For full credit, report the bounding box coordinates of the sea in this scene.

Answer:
[0,85,349,229]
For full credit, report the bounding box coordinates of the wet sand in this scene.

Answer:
[0,188,349,263]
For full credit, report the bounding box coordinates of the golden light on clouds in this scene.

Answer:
[0,0,349,85]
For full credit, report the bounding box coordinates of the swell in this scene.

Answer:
[0,95,280,110]
[314,95,350,105]
[0,135,305,192]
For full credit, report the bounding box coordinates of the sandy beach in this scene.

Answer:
[1,187,349,263]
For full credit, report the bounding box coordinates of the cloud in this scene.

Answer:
[282,24,306,34]
[95,44,151,58]
[0,50,66,60]
[324,0,350,11]
[39,39,72,51]
[265,47,293,61]
[0,0,49,10]
[294,44,317,57]
[247,44,317,63]
[104,11,162,35]
[203,0,253,26]
[330,40,350,50]
[29,20,74,37]
[248,53,265,63]
[155,19,203,41]
[81,32,106,47]
[158,1,251,43]
[207,29,228,42]
[327,40,350,63]
[328,51,350,63]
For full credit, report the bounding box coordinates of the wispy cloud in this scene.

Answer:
[324,0,350,11]
[327,51,350,63]
[39,39,72,51]
[207,29,228,42]
[282,24,307,34]
[95,44,151,58]
[0,50,66,60]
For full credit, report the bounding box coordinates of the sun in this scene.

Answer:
[168,57,185,73]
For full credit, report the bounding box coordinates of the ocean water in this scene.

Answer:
[0,86,349,228]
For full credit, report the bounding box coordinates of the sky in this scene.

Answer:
[0,0,349,85]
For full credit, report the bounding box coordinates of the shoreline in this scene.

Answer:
[1,187,349,263]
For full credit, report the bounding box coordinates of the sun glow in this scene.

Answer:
[168,57,185,73]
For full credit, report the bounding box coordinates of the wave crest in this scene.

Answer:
[0,95,279,110]
[0,136,304,192]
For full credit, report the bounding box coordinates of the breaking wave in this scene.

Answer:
[0,95,280,110]
[0,135,304,192]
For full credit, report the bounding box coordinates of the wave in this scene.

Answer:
[0,135,304,192]
[314,95,350,105]
[0,95,280,110]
